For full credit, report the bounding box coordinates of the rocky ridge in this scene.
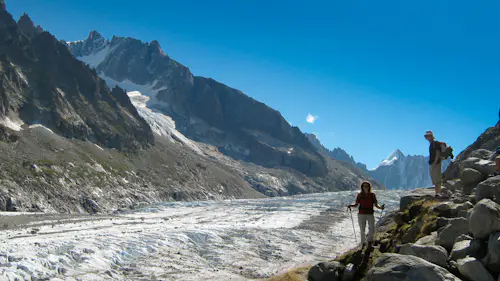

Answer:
[66,31,328,177]
[271,121,500,281]
[0,5,380,213]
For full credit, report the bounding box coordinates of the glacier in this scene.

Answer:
[0,191,402,280]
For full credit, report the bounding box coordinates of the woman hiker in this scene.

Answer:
[347,181,385,248]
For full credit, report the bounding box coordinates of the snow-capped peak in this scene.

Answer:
[373,149,405,170]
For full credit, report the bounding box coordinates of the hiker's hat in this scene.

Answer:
[424,130,434,137]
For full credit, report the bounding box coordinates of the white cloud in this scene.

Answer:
[306,113,319,124]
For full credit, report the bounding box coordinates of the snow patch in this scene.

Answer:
[29,124,55,134]
[78,45,109,69]
[0,117,23,131]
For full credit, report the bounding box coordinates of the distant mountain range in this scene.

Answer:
[306,134,451,189]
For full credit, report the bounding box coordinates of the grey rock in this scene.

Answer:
[450,240,472,261]
[469,239,488,260]
[308,261,344,281]
[341,263,356,281]
[470,149,494,160]
[394,211,407,226]
[434,202,453,216]
[461,157,496,176]
[416,232,438,246]
[458,210,469,218]
[469,199,500,239]
[436,218,470,250]
[475,176,500,205]
[400,188,436,211]
[444,179,465,193]
[438,217,453,228]
[80,197,101,214]
[399,243,449,268]
[457,257,495,281]
[455,234,473,244]
[365,253,461,281]
[461,168,487,186]
[6,197,19,212]
[486,232,500,273]
[402,221,423,244]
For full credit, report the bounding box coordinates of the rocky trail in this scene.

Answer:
[302,146,500,281]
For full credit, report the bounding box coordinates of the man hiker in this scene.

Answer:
[425,131,442,197]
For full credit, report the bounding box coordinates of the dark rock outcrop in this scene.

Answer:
[445,122,500,180]
[0,11,153,150]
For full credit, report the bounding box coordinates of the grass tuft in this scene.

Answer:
[267,267,309,281]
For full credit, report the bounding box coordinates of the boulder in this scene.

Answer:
[461,168,487,186]
[469,239,488,260]
[341,263,355,281]
[365,253,461,281]
[455,202,474,212]
[434,202,453,217]
[399,243,449,268]
[450,240,471,261]
[400,188,436,211]
[462,157,496,176]
[402,221,423,244]
[436,218,470,250]
[444,179,465,193]
[308,261,344,281]
[469,199,500,239]
[455,234,473,244]
[458,210,469,219]
[457,257,495,281]
[394,211,408,226]
[486,232,500,273]
[416,232,438,246]
[80,197,101,214]
[438,217,452,228]
[470,149,494,160]
[475,176,500,205]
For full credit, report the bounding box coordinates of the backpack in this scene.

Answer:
[438,141,454,160]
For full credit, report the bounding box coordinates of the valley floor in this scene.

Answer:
[0,191,402,281]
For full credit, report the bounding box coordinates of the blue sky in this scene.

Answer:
[7,0,499,169]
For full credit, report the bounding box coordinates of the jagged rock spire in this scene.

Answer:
[87,30,104,41]
[150,40,165,56]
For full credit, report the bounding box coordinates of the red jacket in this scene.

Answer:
[356,192,377,214]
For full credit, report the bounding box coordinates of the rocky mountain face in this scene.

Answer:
[0,9,154,151]
[66,31,327,177]
[0,4,378,214]
[445,121,500,180]
[306,133,368,171]
[369,149,451,190]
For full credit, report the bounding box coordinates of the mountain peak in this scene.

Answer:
[17,12,42,37]
[87,30,104,41]
[150,40,165,56]
[0,0,5,12]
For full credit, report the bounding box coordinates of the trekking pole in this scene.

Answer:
[348,207,358,245]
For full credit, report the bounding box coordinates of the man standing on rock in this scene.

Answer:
[425,131,442,197]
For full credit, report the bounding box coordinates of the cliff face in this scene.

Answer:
[67,32,327,176]
[0,10,153,150]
